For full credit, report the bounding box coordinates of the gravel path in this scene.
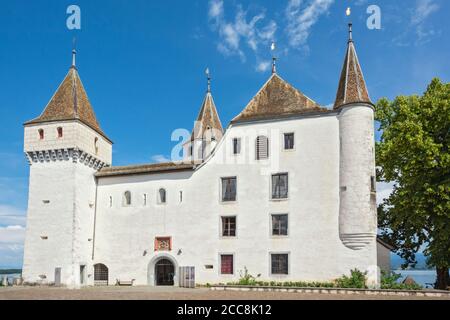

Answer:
[0,286,448,300]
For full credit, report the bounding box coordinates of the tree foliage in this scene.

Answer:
[376,78,450,289]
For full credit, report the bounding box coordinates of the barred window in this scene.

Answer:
[222,217,236,237]
[220,255,234,275]
[221,177,237,202]
[272,173,288,199]
[272,214,288,236]
[256,136,269,160]
[271,254,288,275]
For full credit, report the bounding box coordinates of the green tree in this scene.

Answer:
[376,78,450,290]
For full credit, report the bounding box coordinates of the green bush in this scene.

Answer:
[335,269,367,289]
[237,267,261,286]
[380,271,423,291]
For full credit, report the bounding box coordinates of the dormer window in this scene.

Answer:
[38,129,44,140]
[57,127,63,138]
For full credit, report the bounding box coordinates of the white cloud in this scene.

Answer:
[411,0,440,45]
[256,60,271,73]
[0,225,25,244]
[0,205,26,227]
[376,182,395,206]
[151,155,171,163]
[208,0,277,62]
[285,0,334,49]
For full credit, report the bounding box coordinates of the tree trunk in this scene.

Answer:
[435,267,449,290]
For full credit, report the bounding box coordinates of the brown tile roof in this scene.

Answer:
[191,92,224,141]
[25,67,109,140]
[95,162,195,177]
[232,74,327,123]
[334,39,372,109]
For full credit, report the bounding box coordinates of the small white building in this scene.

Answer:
[22,26,390,288]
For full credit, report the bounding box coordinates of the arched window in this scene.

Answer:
[256,136,269,160]
[38,129,44,140]
[123,191,131,206]
[94,264,109,286]
[158,188,167,204]
[57,127,63,138]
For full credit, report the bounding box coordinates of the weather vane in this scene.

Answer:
[271,41,277,74]
[346,7,353,42]
[72,36,77,68]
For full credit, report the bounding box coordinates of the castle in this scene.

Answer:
[22,24,392,288]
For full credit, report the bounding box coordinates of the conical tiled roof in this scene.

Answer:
[25,66,108,139]
[334,27,372,109]
[191,92,224,141]
[232,74,326,123]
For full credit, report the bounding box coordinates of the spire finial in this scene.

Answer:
[346,7,353,43]
[72,37,77,68]
[205,68,211,93]
[271,41,277,74]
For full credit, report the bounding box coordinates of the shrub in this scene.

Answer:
[380,271,423,291]
[335,269,367,289]
[237,267,261,286]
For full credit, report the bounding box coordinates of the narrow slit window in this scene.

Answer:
[233,138,241,155]
[38,129,44,140]
[159,188,167,204]
[123,191,131,206]
[57,127,63,138]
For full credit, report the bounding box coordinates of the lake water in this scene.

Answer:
[395,270,436,288]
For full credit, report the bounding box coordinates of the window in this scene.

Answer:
[221,177,237,202]
[220,254,234,275]
[272,214,288,236]
[94,264,109,286]
[143,194,147,206]
[38,129,44,140]
[256,136,269,160]
[179,191,183,203]
[284,133,294,150]
[123,191,131,206]
[159,188,167,204]
[371,176,376,193]
[271,254,288,275]
[109,196,113,208]
[94,137,99,155]
[272,173,288,199]
[221,217,236,237]
[57,127,63,138]
[232,138,241,155]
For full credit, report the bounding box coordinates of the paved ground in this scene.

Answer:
[0,286,449,300]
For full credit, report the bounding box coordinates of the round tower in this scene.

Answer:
[335,24,377,250]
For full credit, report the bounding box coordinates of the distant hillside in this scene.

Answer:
[0,269,22,275]
[391,253,432,270]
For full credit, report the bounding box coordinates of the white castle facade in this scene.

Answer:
[22,26,392,288]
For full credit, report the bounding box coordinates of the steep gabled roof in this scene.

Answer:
[25,66,108,139]
[232,73,327,123]
[334,25,372,109]
[191,92,224,141]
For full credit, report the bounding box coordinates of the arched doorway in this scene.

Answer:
[94,264,109,286]
[155,258,175,286]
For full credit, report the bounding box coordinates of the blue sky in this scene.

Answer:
[0,0,448,268]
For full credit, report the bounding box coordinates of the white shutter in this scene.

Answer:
[256,136,269,160]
